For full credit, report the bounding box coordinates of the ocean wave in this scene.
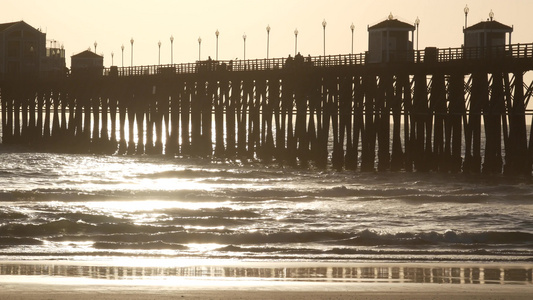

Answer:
[0,219,183,237]
[216,244,533,258]
[93,241,187,250]
[0,211,27,220]
[335,229,533,247]
[150,207,260,219]
[3,183,533,204]
[2,216,531,249]
[0,189,218,201]
[132,168,286,181]
[45,230,351,245]
[0,237,43,247]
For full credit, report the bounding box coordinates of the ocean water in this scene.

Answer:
[1,148,532,264]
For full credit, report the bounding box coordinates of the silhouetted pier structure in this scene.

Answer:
[2,43,533,175]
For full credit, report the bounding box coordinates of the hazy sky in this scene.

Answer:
[2,0,531,67]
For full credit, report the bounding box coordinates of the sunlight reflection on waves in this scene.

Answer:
[83,200,233,213]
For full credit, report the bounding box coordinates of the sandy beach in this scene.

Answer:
[1,260,532,299]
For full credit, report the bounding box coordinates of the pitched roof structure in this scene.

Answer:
[465,20,513,32]
[0,21,41,33]
[71,50,103,59]
[369,18,415,31]
[0,21,18,32]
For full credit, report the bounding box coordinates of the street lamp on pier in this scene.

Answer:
[243,33,247,60]
[215,29,220,60]
[415,17,420,51]
[130,38,134,66]
[350,22,355,54]
[266,25,271,59]
[464,4,469,28]
[294,28,298,55]
[322,19,327,56]
[158,41,161,65]
[170,35,174,64]
[198,37,202,61]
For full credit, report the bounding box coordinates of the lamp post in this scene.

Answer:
[130,38,134,66]
[243,33,247,60]
[94,41,97,53]
[350,22,355,54]
[322,19,327,56]
[464,4,469,28]
[170,35,174,64]
[415,17,420,51]
[121,44,124,67]
[198,37,202,61]
[266,25,271,59]
[489,9,494,21]
[158,41,161,65]
[111,51,114,66]
[215,29,219,60]
[294,28,298,55]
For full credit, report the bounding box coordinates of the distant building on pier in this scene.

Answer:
[463,12,513,59]
[367,13,415,63]
[0,21,66,80]
[463,12,513,49]
[70,50,103,77]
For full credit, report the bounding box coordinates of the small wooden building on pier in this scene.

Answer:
[367,13,415,63]
[71,50,104,77]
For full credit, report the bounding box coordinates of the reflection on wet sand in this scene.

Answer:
[1,264,532,285]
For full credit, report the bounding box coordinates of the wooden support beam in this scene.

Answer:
[361,74,376,172]
[202,78,214,156]
[464,72,485,173]
[429,73,447,172]
[225,79,237,157]
[391,74,405,171]
[237,79,248,157]
[412,72,429,172]
[483,72,504,173]
[295,72,309,167]
[190,80,203,155]
[352,75,364,171]
[377,73,392,171]
[505,71,530,175]
[448,73,465,173]
[180,82,191,155]
[167,81,181,156]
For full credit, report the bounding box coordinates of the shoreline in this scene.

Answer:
[1,260,531,299]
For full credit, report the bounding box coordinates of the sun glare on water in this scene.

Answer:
[83,200,233,214]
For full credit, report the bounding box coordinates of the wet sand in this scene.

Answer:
[1,280,531,300]
[0,260,532,299]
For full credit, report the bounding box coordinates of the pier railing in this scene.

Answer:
[101,43,533,77]
[103,53,367,77]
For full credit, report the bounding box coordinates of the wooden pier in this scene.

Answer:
[2,44,533,175]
